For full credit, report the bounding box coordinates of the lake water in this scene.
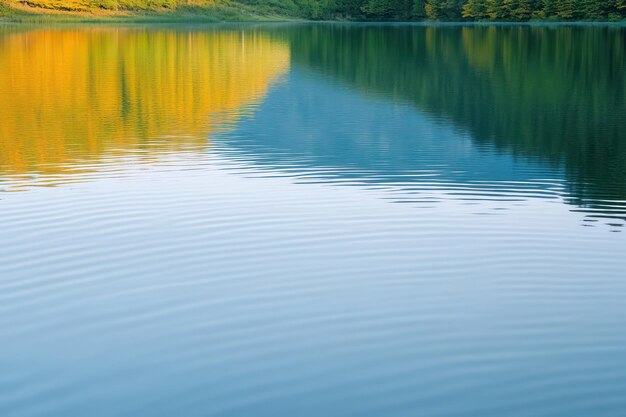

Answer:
[1,23,625,416]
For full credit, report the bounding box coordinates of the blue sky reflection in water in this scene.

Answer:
[0,24,626,417]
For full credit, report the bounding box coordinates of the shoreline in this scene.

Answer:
[0,2,300,23]
[1,3,625,24]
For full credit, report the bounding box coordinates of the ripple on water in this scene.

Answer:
[1,23,626,417]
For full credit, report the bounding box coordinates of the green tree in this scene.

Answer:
[336,0,365,17]
[510,0,533,19]
[413,0,427,17]
[486,0,505,18]
[392,0,414,18]
[362,0,392,15]
[556,0,579,19]
[462,0,489,18]
[579,0,612,19]
[425,0,462,18]
[540,0,557,17]
[424,0,442,17]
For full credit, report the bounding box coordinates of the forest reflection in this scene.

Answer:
[1,24,624,223]
[0,27,290,182]
[282,24,626,221]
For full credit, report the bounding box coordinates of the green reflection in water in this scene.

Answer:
[285,24,626,219]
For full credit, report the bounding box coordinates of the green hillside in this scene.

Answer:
[1,0,625,27]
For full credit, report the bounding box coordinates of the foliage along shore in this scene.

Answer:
[0,0,300,22]
[1,0,625,24]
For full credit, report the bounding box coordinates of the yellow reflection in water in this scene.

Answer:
[0,27,290,180]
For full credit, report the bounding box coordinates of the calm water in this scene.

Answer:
[1,23,626,416]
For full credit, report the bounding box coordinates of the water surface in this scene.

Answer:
[1,23,626,417]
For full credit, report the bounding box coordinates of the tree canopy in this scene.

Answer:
[1,0,624,20]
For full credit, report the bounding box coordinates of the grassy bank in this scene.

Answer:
[0,0,302,22]
[1,0,624,23]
